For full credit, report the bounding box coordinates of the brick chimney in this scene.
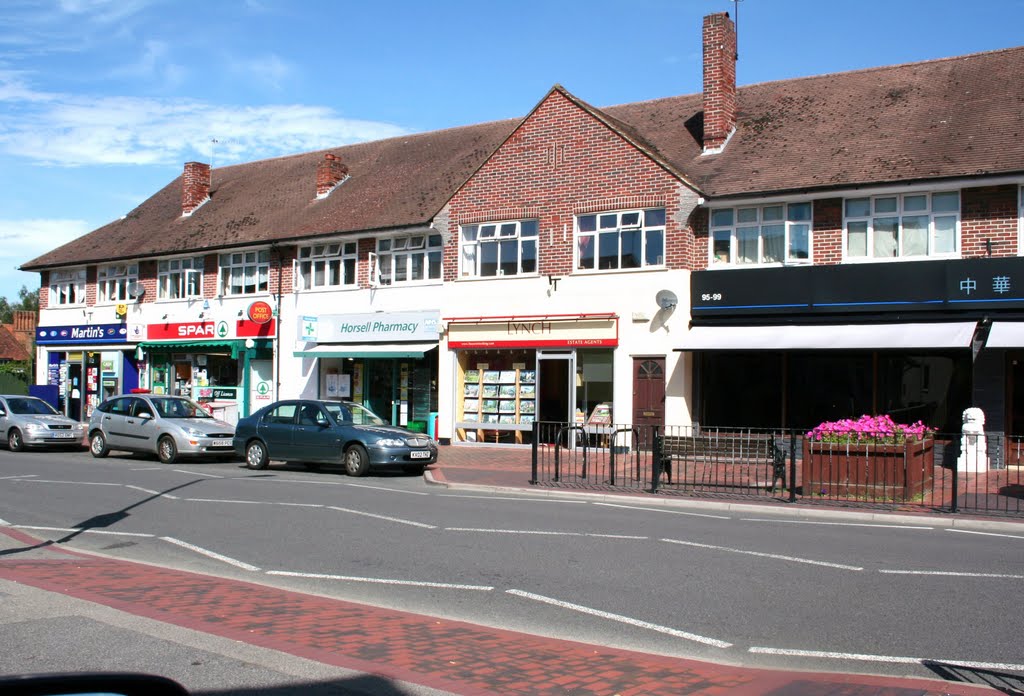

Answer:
[316,153,349,198]
[702,12,737,153]
[182,161,211,216]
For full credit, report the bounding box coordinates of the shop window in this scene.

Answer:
[576,208,665,271]
[206,355,239,387]
[844,191,959,260]
[460,220,538,278]
[219,250,270,296]
[97,263,139,303]
[297,242,357,290]
[456,350,537,444]
[158,257,203,299]
[49,268,86,306]
[709,203,811,266]
[375,234,443,285]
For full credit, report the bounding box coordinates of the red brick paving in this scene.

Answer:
[0,527,998,696]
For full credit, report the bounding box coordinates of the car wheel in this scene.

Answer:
[89,431,110,458]
[7,428,24,452]
[246,440,269,470]
[403,463,425,476]
[157,436,179,464]
[343,444,370,477]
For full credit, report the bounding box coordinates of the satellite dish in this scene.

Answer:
[127,281,145,299]
[655,289,678,310]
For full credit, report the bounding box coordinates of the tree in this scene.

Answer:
[0,285,39,324]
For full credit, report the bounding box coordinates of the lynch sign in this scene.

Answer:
[447,316,618,349]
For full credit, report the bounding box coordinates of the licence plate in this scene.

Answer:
[53,432,76,439]
[410,450,430,459]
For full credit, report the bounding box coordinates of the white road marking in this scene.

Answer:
[327,506,436,529]
[173,469,223,478]
[0,474,38,479]
[661,538,863,571]
[595,502,731,520]
[878,569,1024,579]
[443,494,587,504]
[446,527,647,540]
[748,647,1024,672]
[741,518,933,530]
[129,467,162,471]
[15,525,154,538]
[343,482,430,495]
[0,517,7,524]
[274,502,324,508]
[185,497,263,504]
[125,485,179,499]
[266,570,493,591]
[507,589,732,648]
[159,536,260,571]
[947,528,1024,541]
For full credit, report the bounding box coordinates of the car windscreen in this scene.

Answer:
[150,398,212,419]
[324,402,386,426]
[6,398,60,416]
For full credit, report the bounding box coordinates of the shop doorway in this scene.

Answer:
[365,361,395,424]
[537,350,574,428]
[66,362,83,421]
[632,357,665,448]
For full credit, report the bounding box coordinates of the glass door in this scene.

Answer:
[537,350,575,445]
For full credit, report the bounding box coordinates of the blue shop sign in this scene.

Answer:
[37,323,129,345]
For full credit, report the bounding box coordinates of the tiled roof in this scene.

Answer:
[22,45,1024,270]
[0,325,31,362]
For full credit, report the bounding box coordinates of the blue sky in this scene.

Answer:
[2,0,1023,301]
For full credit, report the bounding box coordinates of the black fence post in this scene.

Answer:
[651,425,662,492]
[789,431,798,503]
[530,420,539,484]
[950,434,959,514]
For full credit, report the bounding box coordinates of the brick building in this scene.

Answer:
[20,13,1024,445]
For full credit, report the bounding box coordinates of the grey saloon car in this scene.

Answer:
[0,395,87,451]
[88,394,236,463]
[233,399,437,476]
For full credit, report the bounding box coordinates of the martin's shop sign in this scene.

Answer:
[37,323,128,345]
[691,257,1024,321]
[299,311,440,343]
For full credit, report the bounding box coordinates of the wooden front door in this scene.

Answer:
[632,357,666,447]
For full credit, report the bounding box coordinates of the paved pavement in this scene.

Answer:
[2,443,1021,694]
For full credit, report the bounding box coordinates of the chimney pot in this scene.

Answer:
[182,161,211,216]
[316,153,349,198]
[702,12,737,153]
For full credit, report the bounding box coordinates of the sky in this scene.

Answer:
[2,0,1023,302]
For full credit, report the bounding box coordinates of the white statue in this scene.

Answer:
[957,407,988,473]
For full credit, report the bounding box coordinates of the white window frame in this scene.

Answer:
[157,256,204,300]
[96,263,139,304]
[296,242,358,291]
[459,220,539,278]
[375,233,443,286]
[574,208,666,272]
[843,191,960,261]
[49,268,86,306]
[1018,185,1024,256]
[709,202,812,267]
[218,249,270,296]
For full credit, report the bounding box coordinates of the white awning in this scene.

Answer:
[294,342,436,359]
[985,322,1024,348]
[677,322,978,351]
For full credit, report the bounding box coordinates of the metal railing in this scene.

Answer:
[528,421,1024,518]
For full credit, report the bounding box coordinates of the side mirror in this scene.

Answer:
[138,412,153,420]
[0,409,6,417]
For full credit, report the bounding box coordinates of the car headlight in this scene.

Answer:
[183,428,206,438]
[74,423,86,431]
[24,422,46,432]
[376,438,405,447]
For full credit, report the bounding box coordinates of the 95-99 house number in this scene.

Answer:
[700,293,723,301]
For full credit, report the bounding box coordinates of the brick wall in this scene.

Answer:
[446,89,695,279]
[85,266,97,305]
[38,272,48,310]
[270,245,296,295]
[961,184,1018,258]
[138,260,158,303]
[702,12,736,151]
[812,198,843,265]
[203,253,219,297]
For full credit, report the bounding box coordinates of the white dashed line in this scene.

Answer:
[507,589,732,648]
[741,518,933,530]
[159,536,260,571]
[947,528,1024,541]
[878,569,1024,579]
[446,528,647,540]
[748,647,1024,672]
[267,570,493,591]
[15,525,154,537]
[125,485,178,499]
[661,538,863,571]
[327,506,436,529]
[185,497,263,504]
[595,502,731,519]
[173,469,223,478]
[342,482,430,495]
[0,474,38,480]
[443,494,587,504]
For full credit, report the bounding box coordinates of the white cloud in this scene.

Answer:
[228,53,292,91]
[108,39,186,89]
[0,218,91,265]
[0,74,408,167]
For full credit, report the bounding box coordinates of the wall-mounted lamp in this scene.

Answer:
[202,299,211,310]
[244,338,255,349]
[198,312,205,319]
[547,275,561,296]
[161,314,168,320]
[237,309,244,317]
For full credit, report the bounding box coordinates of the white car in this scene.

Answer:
[88,394,236,464]
[0,395,87,451]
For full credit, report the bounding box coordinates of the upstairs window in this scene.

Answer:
[844,192,959,260]
[158,257,203,300]
[576,208,665,271]
[297,242,357,290]
[710,202,811,266]
[49,268,86,306]
[97,263,139,303]
[376,234,442,286]
[460,220,538,278]
[219,250,269,296]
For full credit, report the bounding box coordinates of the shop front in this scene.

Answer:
[445,314,619,445]
[683,258,1024,434]
[130,312,276,423]
[36,322,138,421]
[294,310,439,432]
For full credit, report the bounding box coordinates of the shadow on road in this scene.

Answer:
[195,674,427,696]
[923,660,1024,695]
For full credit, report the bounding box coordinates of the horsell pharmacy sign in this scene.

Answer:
[301,311,440,342]
[446,315,619,349]
[37,323,129,345]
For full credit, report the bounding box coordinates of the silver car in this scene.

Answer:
[0,394,87,451]
[88,394,236,464]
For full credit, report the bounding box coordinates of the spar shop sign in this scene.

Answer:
[147,322,216,340]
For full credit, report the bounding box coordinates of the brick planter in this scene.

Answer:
[802,439,935,499]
